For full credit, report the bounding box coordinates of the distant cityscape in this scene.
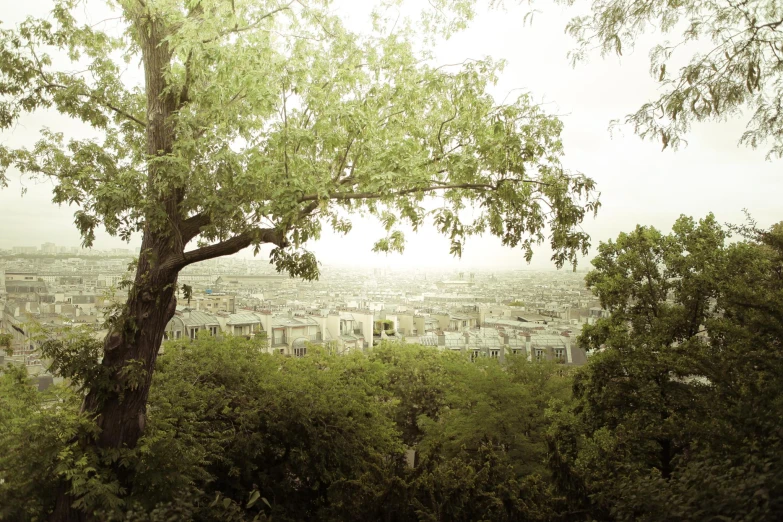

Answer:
[6,242,134,256]
[1,242,605,389]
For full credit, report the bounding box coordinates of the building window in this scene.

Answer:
[535,349,545,361]
[470,350,480,361]
[175,330,182,339]
[489,349,499,359]
[189,329,197,340]
[294,347,307,357]
[554,348,566,362]
[209,326,218,336]
[163,331,169,340]
[511,349,524,357]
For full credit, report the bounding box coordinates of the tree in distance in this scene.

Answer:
[0,0,598,518]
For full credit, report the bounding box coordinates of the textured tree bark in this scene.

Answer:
[83,239,179,449]
[77,9,181,452]
[49,231,180,521]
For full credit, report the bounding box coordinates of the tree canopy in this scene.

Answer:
[0,340,574,521]
[0,0,599,275]
[547,214,783,521]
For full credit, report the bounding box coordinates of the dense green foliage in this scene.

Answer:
[1,1,781,520]
[0,4,600,498]
[0,334,12,354]
[548,215,783,521]
[0,340,572,521]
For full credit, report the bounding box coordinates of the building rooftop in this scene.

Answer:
[226,312,263,325]
[175,307,220,326]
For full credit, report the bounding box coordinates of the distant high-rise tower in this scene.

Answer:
[459,272,464,280]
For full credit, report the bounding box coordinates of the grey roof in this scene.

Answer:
[507,338,527,348]
[270,315,319,328]
[530,335,569,348]
[226,312,263,325]
[176,307,220,327]
[417,334,438,346]
[466,335,502,350]
[484,318,542,329]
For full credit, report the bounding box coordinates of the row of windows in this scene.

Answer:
[163,327,312,344]
[163,326,218,340]
[469,349,501,361]
[473,348,568,361]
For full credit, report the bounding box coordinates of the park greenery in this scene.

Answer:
[2,214,782,521]
[1,0,783,519]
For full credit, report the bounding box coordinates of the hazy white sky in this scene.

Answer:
[1,1,779,270]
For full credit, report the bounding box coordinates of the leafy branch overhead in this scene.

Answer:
[0,0,599,276]
[557,0,783,158]
[427,0,783,158]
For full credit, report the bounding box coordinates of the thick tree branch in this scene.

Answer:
[180,212,212,244]
[84,93,146,128]
[178,198,318,252]
[36,79,146,127]
[163,227,286,270]
[331,135,355,183]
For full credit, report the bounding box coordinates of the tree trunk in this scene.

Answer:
[86,240,179,449]
[50,231,180,521]
[51,10,202,520]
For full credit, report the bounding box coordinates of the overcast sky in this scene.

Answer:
[1,1,780,271]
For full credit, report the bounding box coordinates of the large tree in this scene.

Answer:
[0,0,597,517]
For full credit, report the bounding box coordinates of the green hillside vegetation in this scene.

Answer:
[1,339,571,522]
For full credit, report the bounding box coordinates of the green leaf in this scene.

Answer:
[247,490,261,508]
